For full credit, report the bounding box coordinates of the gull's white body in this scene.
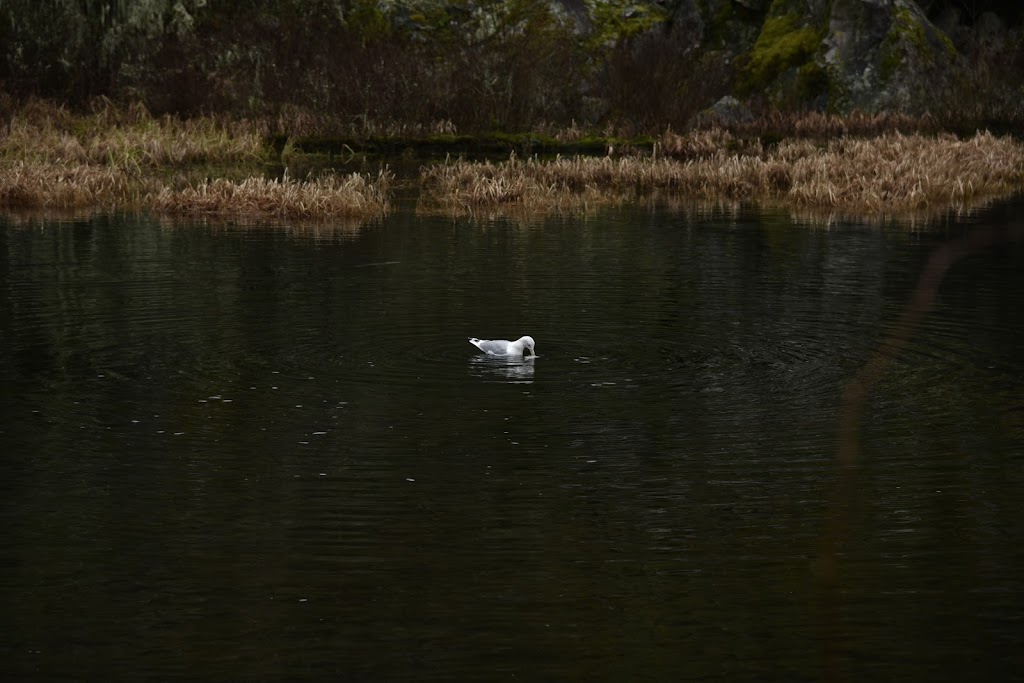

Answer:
[468,336,536,357]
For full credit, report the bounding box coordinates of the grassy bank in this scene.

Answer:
[150,171,393,220]
[2,99,264,169]
[421,131,1024,215]
[0,100,391,219]
[0,161,149,210]
[3,101,1023,220]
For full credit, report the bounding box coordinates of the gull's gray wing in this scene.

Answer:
[475,339,510,355]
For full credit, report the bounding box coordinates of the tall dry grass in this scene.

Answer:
[421,132,1024,214]
[1,98,264,171]
[264,104,459,139]
[717,110,939,140]
[4,99,1022,220]
[0,161,149,209]
[0,160,391,219]
[781,132,1024,210]
[0,99,389,220]
[150,170,392,219]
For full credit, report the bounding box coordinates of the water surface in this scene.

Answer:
[1,202,1022,680]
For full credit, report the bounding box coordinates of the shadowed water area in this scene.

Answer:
[1,201,1022,681]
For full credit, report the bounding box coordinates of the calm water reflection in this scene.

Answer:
[1,202,1022,680]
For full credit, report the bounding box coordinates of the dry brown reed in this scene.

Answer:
[658,128,756,159]
[264,103,458,138]
[150,170,392,219]
[0,99,390,220]
[420,154,607,215]
[0,161,150,209]
[0,159,391,219]
[1,98,264,171]
[421,132,1024,215]
[693,109,940,140]
[781,132,1024,211]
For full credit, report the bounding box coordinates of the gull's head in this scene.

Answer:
[520,336,536,357]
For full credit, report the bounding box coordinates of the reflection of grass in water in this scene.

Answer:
[0,206,117,227]
[152,213,373,240]
[654,195,982,229]
[421,132,1024,217]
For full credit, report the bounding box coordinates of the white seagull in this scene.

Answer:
[468,335,536,357]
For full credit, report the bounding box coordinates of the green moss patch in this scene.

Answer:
[588,1,668,47]
[739,14,821,94]
[878,7,950,84]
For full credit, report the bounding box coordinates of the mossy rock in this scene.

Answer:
[738,13,822,96]
[699,0,765,49]
[825,0,964,113]
[878,6,958,84]
[796,61,829,102]
[588,0,668,47]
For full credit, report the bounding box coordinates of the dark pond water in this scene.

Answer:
[1,200,1023,681]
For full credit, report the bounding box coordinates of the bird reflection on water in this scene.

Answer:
[468,354,536,383]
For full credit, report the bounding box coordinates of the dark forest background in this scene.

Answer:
[2,1,1023,132]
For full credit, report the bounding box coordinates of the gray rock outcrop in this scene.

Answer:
[822,0,962,112]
